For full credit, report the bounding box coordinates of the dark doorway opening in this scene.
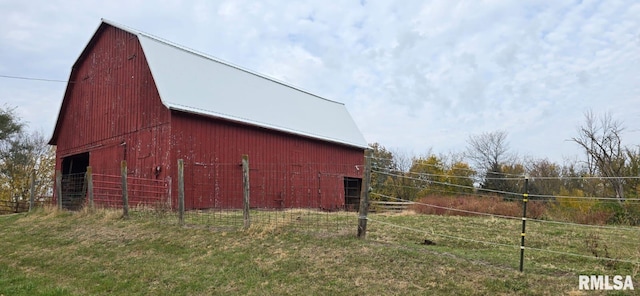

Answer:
[344,177,362,211]
[60,152,89,210]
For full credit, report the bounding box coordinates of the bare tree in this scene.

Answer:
[465,131,517,192]
[466,130,511,172]
[571,111,626,201]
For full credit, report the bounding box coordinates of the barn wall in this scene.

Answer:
[170,111,364,210]
[53,25,171,179]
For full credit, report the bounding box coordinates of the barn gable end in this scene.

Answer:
[50,24,171,179]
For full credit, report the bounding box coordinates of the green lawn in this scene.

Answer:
[0,207,638,295]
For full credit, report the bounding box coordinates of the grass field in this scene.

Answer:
[0,207,638,295]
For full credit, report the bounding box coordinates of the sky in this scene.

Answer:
[1,0,639,164]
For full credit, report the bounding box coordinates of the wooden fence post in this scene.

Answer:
[242,155,251,230]
[29,169,36,212]
[166,176,172,209]
[178,159,185,225]
[86,166,94,211]
[56,170,62,210]
[357,149,372,238]
[121,160,129,219]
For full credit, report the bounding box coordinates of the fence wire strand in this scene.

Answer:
[366,216,640,266]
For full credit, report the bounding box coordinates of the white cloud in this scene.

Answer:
[0,0,638,162]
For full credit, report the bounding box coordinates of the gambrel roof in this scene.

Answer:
[54,19,367,148]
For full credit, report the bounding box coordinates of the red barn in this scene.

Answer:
[49,19,367,210]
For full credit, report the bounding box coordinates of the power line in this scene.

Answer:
[0,74,70,83]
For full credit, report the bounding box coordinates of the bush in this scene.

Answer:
[410,195,547,219]
[545,205,613,225]
[593,201,640,226]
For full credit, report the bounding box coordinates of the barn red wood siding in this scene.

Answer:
[170,111,364,210]
[52,23,365,210]
[53,25,171,178]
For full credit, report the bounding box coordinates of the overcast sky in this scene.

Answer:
[1,0,639,163]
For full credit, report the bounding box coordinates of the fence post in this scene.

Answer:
[519,176,529,272]
[178,159,185,225]
[242,155,251,230]
[86,166,94,211]
[121,160,129,219]
[56,170,63,209]
[357,149,372,238]
[29,169,36,212]
[166,176,172,208]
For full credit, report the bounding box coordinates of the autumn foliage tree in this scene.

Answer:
[410,154,475,197]
[368,143,419,200]
[0,106,55,204]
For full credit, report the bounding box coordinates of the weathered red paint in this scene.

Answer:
[50,23,364,210]
[51,25,171,177]
[170,112,363,209]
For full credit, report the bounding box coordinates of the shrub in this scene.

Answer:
[594,201,640,226]
[410,195,547,219]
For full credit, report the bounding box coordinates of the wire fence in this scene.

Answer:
[181,160,359,232]
[0,171,53,214]
[0,195,51,214]
[47,158,361,234]
[23,153,640,275]
[363,166,640,274]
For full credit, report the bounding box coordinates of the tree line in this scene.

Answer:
[0,106,55,205]
[369,111,640,204]
[1,104,638,215]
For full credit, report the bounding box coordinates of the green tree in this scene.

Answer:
[0,106,23,142]
[369,143,395,195]
[368,143,421,201]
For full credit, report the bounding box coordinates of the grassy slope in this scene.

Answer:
[0,208,638,295]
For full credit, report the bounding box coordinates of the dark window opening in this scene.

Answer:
[62,152,89,175]
[344,177,362,211]
[60,152,90,210]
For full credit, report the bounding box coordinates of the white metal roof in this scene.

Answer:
[101,19,367,149]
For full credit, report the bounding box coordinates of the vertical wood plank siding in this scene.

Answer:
[171,112,364,210]
[53,25,171,178]
[53,24,364,210]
